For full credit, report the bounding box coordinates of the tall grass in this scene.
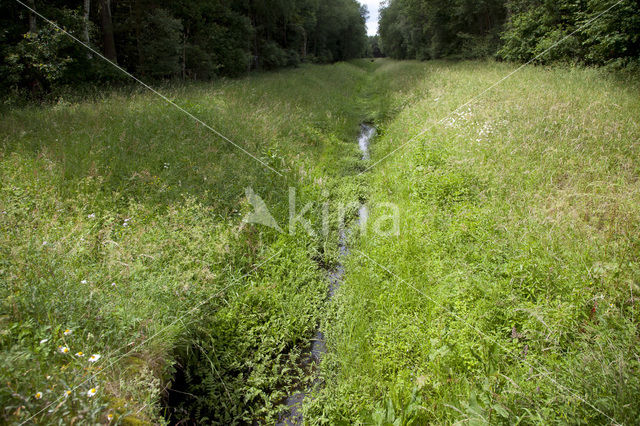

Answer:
[3,58,638,425]
[0,60,382,424]
[311,61,640,424]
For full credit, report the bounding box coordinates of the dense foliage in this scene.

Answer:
[378,0,640,65]
[0,0,368,95]
[499,0,640,65]
[378,0,507,60]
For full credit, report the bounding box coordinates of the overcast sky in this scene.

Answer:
[360,0,384,36]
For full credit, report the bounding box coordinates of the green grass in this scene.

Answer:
[0,60,387,424]
[2,59,639,425]
[311,61,640,424]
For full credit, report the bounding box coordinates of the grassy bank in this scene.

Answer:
[3,58,639,425]
[0,60,388,424]
[313,61,640,424]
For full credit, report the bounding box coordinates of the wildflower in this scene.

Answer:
[59,346,70,354]
[87,388,97,397]
[87,213,95,218]
[88,354,101,363]
[35,392,43,399]
[39,338,49,344]
[42,241,47,246]
[81,279,88,284]
[107,414,114,421]
[63,328,72,336]
[111,282,116,287]
[64,390,72,397]
[75,351,84,357]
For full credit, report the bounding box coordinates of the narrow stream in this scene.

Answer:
[277,123,375,425]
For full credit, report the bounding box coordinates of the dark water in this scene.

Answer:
[277,124,374,425]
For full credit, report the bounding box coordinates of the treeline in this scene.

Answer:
[1,0,367,94]
[378,0,640,65]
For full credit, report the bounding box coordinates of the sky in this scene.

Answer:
[360,0,384,36]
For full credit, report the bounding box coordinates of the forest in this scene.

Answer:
[1,0,639,99]
[378,0,640,64]
[1,0,368,95]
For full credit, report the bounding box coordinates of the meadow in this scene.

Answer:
[313,61,640,424]
[1,58,639,425]
[0,60,380,424]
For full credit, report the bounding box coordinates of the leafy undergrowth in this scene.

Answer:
[309,62,640,424]
[0,60,393,424]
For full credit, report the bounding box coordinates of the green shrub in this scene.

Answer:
[499,0,640,65]
[260,41,289,70]
[138,9,182,78]
[3,27,73,94]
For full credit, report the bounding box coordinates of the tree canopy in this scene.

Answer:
[1,0,368,94]
[377,0,640,65]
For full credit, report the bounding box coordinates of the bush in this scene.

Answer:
[184,43,219,79]
[3,29,72,94]
[286,49,301,67]
[0,5,94,96]
[138,9,182,78]
[259,41,288,70]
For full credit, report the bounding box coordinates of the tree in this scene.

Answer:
[98,0,117,63]
[379,0,507,60]
[27,0,37,33]
[1,0,369,94]
[499,0,640,65]
[138,9,182,77]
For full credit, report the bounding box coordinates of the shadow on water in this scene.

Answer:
[277,123,375,425]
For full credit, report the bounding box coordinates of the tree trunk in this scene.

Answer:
[27,0,37,33]
[133,1,143,72]
[99,0,117,63]
[302,27,307,59]
[182,26,188,79]
[83,0,92,57]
